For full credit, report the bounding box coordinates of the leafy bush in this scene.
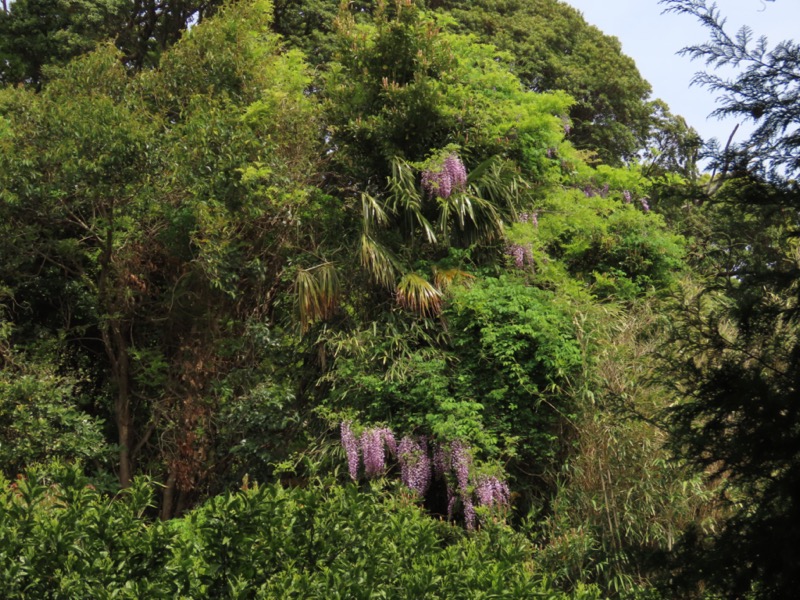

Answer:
[0,357,110,477]
[0,463,605,599]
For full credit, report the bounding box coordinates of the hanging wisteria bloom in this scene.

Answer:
[446,486,457,520]
[505,212,536,269]
[463,495,477,530]
[622,190,632,204]
[475,475,511,510]
[640,196,651,212]
[450,441,471,492]
[398,436,431,497]
[433,443,448,479]
[520,212,538,227]
[341,423,396,480]
[450,441,477,528]
[422,154,468,199]
[339,425,511,531]
[361,427,396,478]
[506,243,534,269]
[341,421,360,481]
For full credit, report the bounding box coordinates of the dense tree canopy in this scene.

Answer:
[3,0,794,597]
[437,0,657,164]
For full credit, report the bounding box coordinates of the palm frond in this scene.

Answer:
[296,268,321,332]
[387,158,437,244]
[360,233,400,288]
[296,262,339,332]
[433,267,475,291]
[396,272,442,317]
[315,262,339,318]
[408,203,438,244]
[469,156,528,220]
[361,192,390,235]
[438,191,503,246]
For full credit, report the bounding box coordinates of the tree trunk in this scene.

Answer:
[105,320,134,488]
[161,471,177,521]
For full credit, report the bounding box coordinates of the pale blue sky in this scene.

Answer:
[563,0,800,147]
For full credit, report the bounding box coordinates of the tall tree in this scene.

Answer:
[0,0,226,85]
[265,0,674,167]
[661,1,800,597]
[0,0,128,85]
[435,0,656,165]
[0,0,320,510]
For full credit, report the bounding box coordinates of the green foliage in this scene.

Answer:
[322,274,584,481]
[323,1,572,183]
[533,183,686,300]
[533,304,717,598]
[0,0,128,86]
[658,3,800,597]
[320,314,484,443]
[0,463,167,598]
[0,464,605,598]
[271,0,341,63]
[0,0,319,499]
[664,0,800,179]
[0,0,727,595]
[640,99,701,180]
[436,0,655,165]
[0,359,110,477]
[447,276,582,467]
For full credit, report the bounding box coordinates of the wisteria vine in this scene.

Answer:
[421,154,468,199]
[505,211,537,270]
[340,422,510,529]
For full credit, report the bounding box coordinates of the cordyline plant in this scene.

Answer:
[340,422,510,529]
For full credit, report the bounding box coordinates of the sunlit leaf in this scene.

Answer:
[396,273,442,317]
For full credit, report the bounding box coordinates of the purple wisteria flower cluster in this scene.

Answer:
[398,435,431,497]
[621,189,649,211]
[362,427,397,478]
[431,441,510,529]
[505,212,537,270]
[449,440,475,529]
[340,423,511,530]
[421,154,468,199]
[506,243,534,269]
[341,421,360,481]
[475,475,510,509]
[582,184,610,198]
[341,422,396,480]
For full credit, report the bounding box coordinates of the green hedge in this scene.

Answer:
[0,463,603,599]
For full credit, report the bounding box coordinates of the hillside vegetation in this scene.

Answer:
[1,0,798,597]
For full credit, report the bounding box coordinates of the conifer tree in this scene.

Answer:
[662,2,800,597]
